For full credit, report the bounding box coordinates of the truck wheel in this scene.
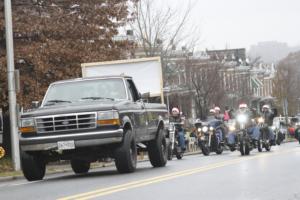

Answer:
[114,130,137,173]
[71,159,90,174]
[21,151,45,181]
[148,128,167,167]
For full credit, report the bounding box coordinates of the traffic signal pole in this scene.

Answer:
[4,0,21,170]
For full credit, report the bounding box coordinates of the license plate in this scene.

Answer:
[57,140,75,150]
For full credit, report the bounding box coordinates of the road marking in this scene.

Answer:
[58,148,298,200]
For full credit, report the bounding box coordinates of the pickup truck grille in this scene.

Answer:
[35,112,97,133]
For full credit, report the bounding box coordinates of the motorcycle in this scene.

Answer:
[295,125,300,144]
[235,114,253,156]
[195,120,224,156]
[273,128,285,145]
[167,122,184,160]
[257,117,272,152]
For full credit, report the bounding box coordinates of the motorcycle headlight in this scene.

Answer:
[19,118,36,133]
[97,110,120,126]
[169,125,175,132]
[197,128,201,132]
[258,117,264,123]
[202,126,208,133]
[229,125,236,132]
[209,127,214,131]
[237,114,247,124]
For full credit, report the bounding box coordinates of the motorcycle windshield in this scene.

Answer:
[208,119,222,128]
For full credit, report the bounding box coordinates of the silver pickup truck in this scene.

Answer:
[19,76,169,181]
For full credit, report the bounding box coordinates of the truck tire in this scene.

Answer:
[148,128,167,167]
[71,159,90,174]
[21,151,45,181]
[114,130,137,173]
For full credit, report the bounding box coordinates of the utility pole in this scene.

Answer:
[4,0,21,170]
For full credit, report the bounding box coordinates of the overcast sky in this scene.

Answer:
[159,0,300,50]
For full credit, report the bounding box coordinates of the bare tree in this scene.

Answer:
[0,0,135,111]
[189,61,225,119]
[132,0,198,58]
[273,51,300,115]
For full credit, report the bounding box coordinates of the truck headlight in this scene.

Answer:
[197,128,201,132]
[97,111,120,126]
[19,118,36,133]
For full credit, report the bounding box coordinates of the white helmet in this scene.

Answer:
[262,105,270,110]
[209,108,216,113]
[214,106,220,112]
[239,103,248,109]
[171,107,180,115]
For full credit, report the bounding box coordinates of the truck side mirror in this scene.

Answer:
[31,101,40,108]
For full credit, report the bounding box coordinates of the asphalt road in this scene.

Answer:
[0,142,300,200]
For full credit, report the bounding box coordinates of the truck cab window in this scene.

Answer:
[126,79,139,102]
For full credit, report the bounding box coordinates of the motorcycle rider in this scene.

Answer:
[236,103,260,142]
[170,107,186,151]
[214,106,222,120]
[207,108,217,121]
[206,108,224,144]
[227,104,259,148]
[260,105,275,144]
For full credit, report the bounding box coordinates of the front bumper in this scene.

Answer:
[20,129,123,151]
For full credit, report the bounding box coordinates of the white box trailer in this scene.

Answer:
[81,57,164,103]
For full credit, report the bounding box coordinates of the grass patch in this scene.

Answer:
[0,156,22,177]
[0,156,13,172]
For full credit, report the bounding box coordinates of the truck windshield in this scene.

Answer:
[43,78,127,105]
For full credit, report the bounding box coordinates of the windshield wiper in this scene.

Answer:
[44,99,72,106]
[81,97,114,101]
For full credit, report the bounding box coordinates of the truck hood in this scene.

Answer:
[21,100,119,118]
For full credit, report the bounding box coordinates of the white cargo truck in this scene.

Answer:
[81,57,164,103]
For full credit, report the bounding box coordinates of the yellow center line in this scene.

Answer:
[58,148,298,200]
